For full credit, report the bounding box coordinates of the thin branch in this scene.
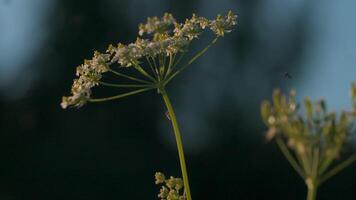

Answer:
[164,53,174,79]
[167,50,185,77]
[276,136,305,179]
[318,156,334,176]
[158,52,165,77]
[89,88,154,103]
[165,37,218,84]
[319,154,356,185]
[99,81,154,88]
[131,62,156,82]
[162,53,167,74]
[311,147,320,179]
[149,55,161,81]
[108,69,151,84]
[145,56,158,78]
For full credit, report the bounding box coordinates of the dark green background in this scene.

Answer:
[0,0,355,199]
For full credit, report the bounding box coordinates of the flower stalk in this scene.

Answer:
[160,87,192,200]
[306,180,317,200]
[61,11,237,199]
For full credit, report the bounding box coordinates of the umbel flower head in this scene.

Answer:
[61,11,237,109]
[261,86,356,157]
[261,84,356,196]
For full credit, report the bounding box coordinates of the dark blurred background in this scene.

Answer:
[0,0,355,199]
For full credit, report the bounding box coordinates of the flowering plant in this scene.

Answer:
[61,11,237,200]
[155,172,185,200]
[261,84,356,200]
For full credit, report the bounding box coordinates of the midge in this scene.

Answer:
[284,71,292,79]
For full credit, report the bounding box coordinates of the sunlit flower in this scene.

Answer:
[210,10,238,36]
[61,11,237,109]
[139,13,176,36]
[61,51,110,108]
[61,11,238,200]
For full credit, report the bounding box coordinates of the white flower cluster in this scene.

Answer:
[138,13,176,36]
[173,14,209,40]
[210,11,238,36]
[107,36,189,67]
[155,172,185,200]
[107,10,237,67]
[61,11,237,109]
[61,51,110,109]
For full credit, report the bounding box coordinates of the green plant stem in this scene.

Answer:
[319,154,356,185]
[306,148,319,200]
[318,157,333,176]
[99,81,153,88]
[165,53,174,78]
[165,37,218,85]
[307,182,317,200]
[276,137,305,179]
[89,88,153,102]
[149,55,160,81]
[108,69,151,84]
[131,62,156,82]
[160,88,192,200]
[145,56,157,78]
[166,51,185,78]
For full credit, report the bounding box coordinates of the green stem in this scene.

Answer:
[299,149,312,177]
[318,157,333,176]
[306,182,318,200]
[319,154,356,185]
[276,137,305,179]
[150,55,160,81]
[131,62,156,82]
[160,88,192,200]
[108,69,151,84]
[89,88,153,102]
[168,51,185,77]
[165,53,174,79]
[99,81,153,88]
[145,56,158,78]
[158,52,167,78]
[311,148,320,179]
[165,37,218,85]
[306,148,319,200]
[162,53,167,76]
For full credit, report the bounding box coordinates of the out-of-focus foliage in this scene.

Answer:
[261,83,356,199]
[262,89,354,159]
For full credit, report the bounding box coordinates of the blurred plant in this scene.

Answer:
[61,11,237,200]
[261,84,356,200]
